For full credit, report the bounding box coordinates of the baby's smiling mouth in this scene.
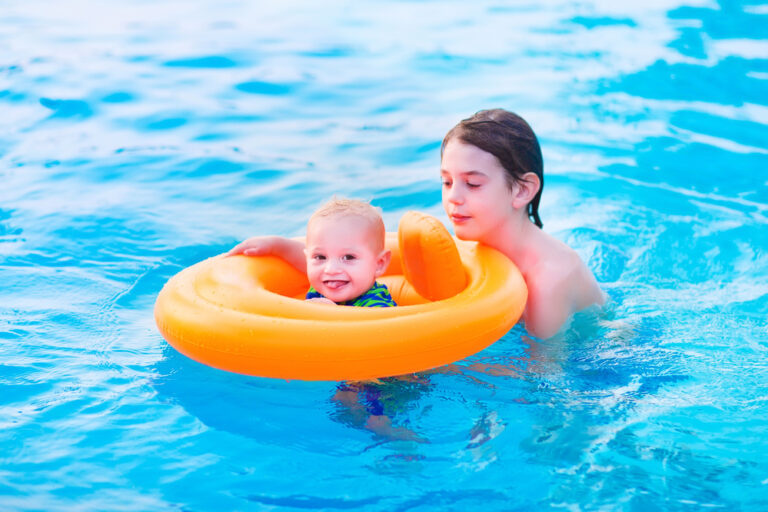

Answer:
[323,280,348,289]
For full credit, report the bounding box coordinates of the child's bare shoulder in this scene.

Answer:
[528,237,602,305]
[528,235,579,279]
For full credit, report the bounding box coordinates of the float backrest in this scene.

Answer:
[397,211,467,301]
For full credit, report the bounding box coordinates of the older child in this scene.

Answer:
[440,108,604,337]
[230,198,395,307]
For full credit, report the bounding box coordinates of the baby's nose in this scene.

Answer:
[324,259,343,273]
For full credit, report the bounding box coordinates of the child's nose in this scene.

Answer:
[324,259,343,273]
[446,185,464,204]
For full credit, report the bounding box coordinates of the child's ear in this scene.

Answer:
[511,172,541,209]
[374,249,392,277]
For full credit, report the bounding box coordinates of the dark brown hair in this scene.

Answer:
[441,109,544,228]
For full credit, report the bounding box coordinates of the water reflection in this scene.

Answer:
[0,208,23,244]
[330,377,431,443]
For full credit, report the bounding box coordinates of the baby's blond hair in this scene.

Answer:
[308,198,386,251]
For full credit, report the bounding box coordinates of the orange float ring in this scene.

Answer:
[154,212,527,381]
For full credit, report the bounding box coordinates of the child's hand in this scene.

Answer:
[306,297,336,306]
[227,236,307,273]
[227,236,284,257]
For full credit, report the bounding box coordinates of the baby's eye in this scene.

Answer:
[312,254,326,261]
[342,254,356,261]
[441,179,452,187]
[466,182,481,188]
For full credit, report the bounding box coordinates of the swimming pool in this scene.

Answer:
[2,0,766,509]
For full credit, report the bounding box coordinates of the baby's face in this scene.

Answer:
[305,215,387,303]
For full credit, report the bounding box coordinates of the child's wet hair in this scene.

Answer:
[442,109,544,228]
[308,197,386,251]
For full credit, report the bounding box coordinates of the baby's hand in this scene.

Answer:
[227,236,284,257]
[227,236,307,273]
[306,297,336,306]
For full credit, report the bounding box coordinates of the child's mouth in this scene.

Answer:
[450,214,471,223]
[323,280,348,290]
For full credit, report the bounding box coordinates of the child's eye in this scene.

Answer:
[342,254,356,261]
[441,179,452,187]
[466,182,481,188]
[312,254,326,261]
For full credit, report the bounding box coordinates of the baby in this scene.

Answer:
[303,198,396,307]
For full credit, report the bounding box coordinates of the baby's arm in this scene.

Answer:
[228,236,307,273]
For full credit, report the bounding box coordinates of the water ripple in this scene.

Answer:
[1,0,767,510]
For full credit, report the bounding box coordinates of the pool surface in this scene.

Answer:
[2,0,767,510]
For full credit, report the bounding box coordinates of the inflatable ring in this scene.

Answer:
[154,212,527,381]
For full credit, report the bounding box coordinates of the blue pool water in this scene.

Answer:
[2,0,767,510]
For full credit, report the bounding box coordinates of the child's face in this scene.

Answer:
[305,215,390,303]
[441,139,517,243]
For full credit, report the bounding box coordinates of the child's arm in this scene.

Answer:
[523,255,604,338]
[227,236,307,273]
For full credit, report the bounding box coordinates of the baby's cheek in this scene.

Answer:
[306,269,322,286]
